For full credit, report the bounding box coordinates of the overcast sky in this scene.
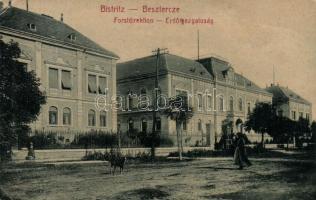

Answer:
[3,0,316,119]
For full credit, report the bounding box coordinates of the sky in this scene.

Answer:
[2,0,316,119]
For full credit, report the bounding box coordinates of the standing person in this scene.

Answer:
[234,132,252,169]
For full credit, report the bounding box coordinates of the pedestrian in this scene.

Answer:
[234,132,252,169]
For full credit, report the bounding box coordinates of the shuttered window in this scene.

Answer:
[99,76,107,95]
[49,68,59,89]
[61,70,71,90]
[88,75,97,94]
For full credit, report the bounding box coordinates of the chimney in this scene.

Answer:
[60,13,63,22]
[8,0,11,7]
[26,0,29,11]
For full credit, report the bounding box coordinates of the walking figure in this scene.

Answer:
[234,132,252,169]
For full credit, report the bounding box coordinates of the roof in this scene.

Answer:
[266,85,311,105]
[0,7,119,58]
[198,57,271,95]
[117,53,213,80]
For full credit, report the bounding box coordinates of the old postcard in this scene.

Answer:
[0,0,315,199]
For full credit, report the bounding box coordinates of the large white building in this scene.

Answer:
[0,5,119,142]
[117,54,273,148]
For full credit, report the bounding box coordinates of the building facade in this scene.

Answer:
[266,84,312,123]
[117,54,272,148]
[0,6,119,142]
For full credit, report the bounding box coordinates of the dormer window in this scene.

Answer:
[27,23,36,31]
[68,33,76,41]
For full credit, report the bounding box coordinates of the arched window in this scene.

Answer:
[219,96,224,111]
[156,117,161,131]
[128,118,134,132]
[63,107,71,125]
[198,119,202,131]
[238,98,243,111]
[229,96,234,111]
[49,106,58,125]
[88,109,96,126]
[100,111,107,127]
[141,118,147,133]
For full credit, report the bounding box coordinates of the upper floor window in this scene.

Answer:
[63,107,71,125]
[197,94,203,110]
[219,96,224,111]
[238,98,243,111]
[88,75,97,94]
[175,89,189,105]
[229,96,234,111]
[49,106,58,125]
[99,76,107,95]
[27,23,36,31]
[61,70,71,90]
[100,111,107,127]
[49,67,72,90]
[88,109,96,126]
[207,95,212,110]
[49,68,59,89]
[88,74,107,95]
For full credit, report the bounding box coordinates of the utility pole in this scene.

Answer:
[151,48,168,160]
[197,29,200,61]
[26,0,29,11]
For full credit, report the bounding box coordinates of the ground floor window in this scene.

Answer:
[141,118,147,133]
[63,107,71,125]
[100,111,107,127]
[88,109,96,126]
[49,106,58,125]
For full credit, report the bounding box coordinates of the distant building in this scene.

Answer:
[265,84,312,122]
[0,5,119,142]
[117,54,272,148]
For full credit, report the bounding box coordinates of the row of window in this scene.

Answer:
[48,68,107,94]
[291,111,310,120]
[48,107,107,127]
[127,118,161,133]
[175,89,253,112]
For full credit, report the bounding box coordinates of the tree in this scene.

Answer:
[164,95,193,160]
[0,40,46,159]
[244,102,274,147]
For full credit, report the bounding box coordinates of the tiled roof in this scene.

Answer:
[117,53,213,80]
[198,57,271,95]
[0,7,119,58]
[266,85,311,105]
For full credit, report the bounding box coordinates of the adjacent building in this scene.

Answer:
[0,5,119,142]
[266,84,312,122]
[117,54,273,148]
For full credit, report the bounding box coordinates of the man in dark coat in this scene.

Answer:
[234,132,252,169]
